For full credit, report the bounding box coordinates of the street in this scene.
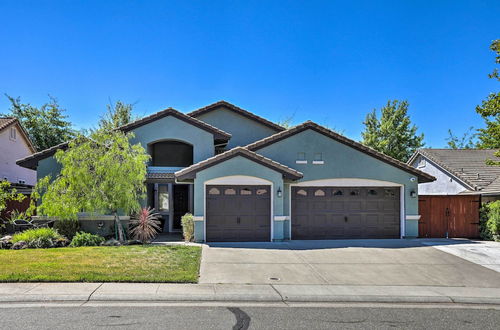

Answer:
[0,304,499,330]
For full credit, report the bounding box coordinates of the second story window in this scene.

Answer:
[150,141,194,167]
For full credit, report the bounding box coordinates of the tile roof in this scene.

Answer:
[146,172,175,180]
[17,107,232,170]
[188,100,286,132]
[0,117,17,131]
[245,121,436,183]
[175,147,303,180]
[411,149,500,193]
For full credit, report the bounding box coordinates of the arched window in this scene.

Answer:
[150,141,193,167]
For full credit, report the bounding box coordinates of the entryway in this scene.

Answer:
[149,183,192,233]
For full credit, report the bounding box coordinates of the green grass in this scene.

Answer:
[0,245,201,283]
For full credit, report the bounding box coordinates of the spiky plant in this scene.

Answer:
[129,207,161,243]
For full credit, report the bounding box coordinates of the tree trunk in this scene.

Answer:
[114,211,125,242]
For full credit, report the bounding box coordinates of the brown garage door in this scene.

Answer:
[291,187,400,239]
[206,185,271,242]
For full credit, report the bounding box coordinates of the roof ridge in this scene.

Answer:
[187,100,286,132]
[245,121,435,183]
[175,146,303,180]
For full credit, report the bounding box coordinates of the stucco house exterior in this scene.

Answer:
[408,149,500,202]
[0,117,36,187]
[17,101,434,242]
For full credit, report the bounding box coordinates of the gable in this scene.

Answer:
[252,127,431,185]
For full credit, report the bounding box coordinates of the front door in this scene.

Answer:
[156,184,170,232]
[173,184,189,231]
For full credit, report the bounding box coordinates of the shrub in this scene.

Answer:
[486,201,500,241]
[54,220,80,240]
[181,213,194,242]
[479,204,493,241]
[129,207,161,243]
[70,232,105,247]
[27,237,54,249]
[12,227,61,245]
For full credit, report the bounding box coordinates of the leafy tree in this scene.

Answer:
[361,100,424,162]
[476,40,500,149]
[446,127,477,149]
[36,130,150,241]
[2,95,75,151]
[0,181,26,216]
[98,100,136,131]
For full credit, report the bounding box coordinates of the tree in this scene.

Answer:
[36,130,150,241]
[476,40,500,149]
[98,100,136,131]
[446,127,477,149]
[361,100,424,162]
[0,181,26,215]
[2,95,75,151]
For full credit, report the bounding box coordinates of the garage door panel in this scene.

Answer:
[292,186,400,240]
[206,185,271,242]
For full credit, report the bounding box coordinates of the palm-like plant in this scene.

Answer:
[129,207,161,243]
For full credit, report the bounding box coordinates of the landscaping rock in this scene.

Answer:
[0,240,12,249]
[11,241,27,250]
[126,239,143,245]
[101,238,121,246]
[1,235,12,242]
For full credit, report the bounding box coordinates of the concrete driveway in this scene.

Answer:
[199,239,500,287]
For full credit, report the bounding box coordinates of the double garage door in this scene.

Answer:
[205,185,400,242]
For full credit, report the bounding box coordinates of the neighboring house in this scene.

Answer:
[17,101,434,242]
[408,149,500,238]
[408,149,500,201]
[0,117,36,187]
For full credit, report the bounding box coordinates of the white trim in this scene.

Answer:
[274,216,289,221]
[312,160,324,165]
[295,160,308,164]
[203,175,274,242]
[406,215,421,220]
[289,178,406,239]
[193,216,204,222]
[205,175,272,185]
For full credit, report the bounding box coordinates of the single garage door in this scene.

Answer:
[291,187,400,240]
[206,185,271,242]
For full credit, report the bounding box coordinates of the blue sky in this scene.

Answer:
[0,0,499,147]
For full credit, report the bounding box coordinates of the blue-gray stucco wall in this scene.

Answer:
[194,106,280,148]
[192,155,285,242]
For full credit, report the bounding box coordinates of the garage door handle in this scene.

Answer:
[344,216,348,222]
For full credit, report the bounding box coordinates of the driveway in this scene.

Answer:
[199,239,500,287]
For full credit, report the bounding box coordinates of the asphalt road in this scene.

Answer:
[0,304,499,329]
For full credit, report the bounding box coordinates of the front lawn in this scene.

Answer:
[0,245,201,283]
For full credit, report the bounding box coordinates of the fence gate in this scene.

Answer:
[418,195,480,238]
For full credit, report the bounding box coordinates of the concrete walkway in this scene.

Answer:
[1,282,500,305]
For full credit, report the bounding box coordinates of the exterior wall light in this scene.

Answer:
[277,187,282,198]
[410,190,417,198]
[410,177,416,182]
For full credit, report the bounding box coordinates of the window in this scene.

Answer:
[368,189,378,196]
[296,152,307,164]
[158,185,169,212]
[9,127,16,141]
[333,189,343,196]
[150,141,193,167]
[224,188,236,195]
[350,190,360,196]
[384,189,396,197]
[240,188,252,195]
[314,153,322,161]
[314,189,325,196]
[256,189,268,195]
[296,189,307,196]
[208,187,220,195]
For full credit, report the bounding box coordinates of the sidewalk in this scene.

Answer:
[1,283,500,305]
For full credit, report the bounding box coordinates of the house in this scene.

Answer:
[17,101,434,242]
[0,117,36,187]
[408,149,500,238]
